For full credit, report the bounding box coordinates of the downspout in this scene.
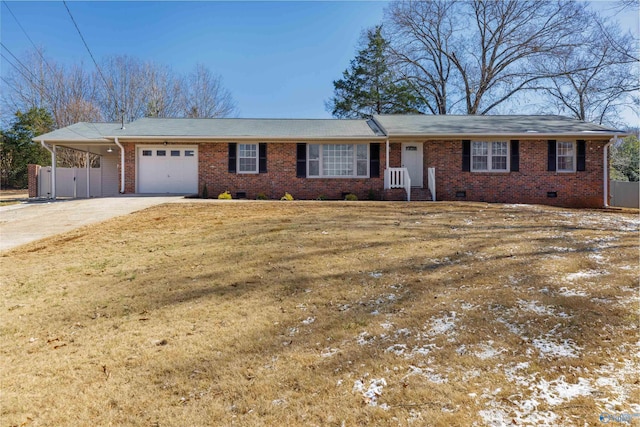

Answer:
[85,151,90,198]
[384,138,390,189]
[603,135,619,208]
[40,140,56,199]
[114,137,125,194]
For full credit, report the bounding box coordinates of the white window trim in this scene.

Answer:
[470,141,510,172]
[556,141,576,173]
[237,143,258,174]
[307,143,369,178]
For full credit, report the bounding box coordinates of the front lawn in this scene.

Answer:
[1,202,638,426]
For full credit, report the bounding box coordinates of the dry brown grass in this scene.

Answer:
[1,201,638,426]
[0,190,28,206]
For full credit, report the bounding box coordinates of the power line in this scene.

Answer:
[1,1,57,76]
[62,0,120,117]
[0,42,58,110]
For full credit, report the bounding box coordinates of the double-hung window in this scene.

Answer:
[471,141,508,172]
[307,144,368,178]
[238,143,258,173]
[556,141,575,172]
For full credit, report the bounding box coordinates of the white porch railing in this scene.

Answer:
[427,167,436,201]
[384,167,412,201]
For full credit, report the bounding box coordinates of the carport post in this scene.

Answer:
[86,151,90,198]
[40,140,56,199]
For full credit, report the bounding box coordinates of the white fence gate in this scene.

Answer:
[610,180,639,208]
[38,166,102,198]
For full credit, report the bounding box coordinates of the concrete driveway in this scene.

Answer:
[0,196,184,252]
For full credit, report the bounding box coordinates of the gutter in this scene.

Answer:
[104,135,387,142]
[114,137,125,194]
[40,140,56,199]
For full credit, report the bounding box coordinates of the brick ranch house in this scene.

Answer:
[31,114,626,208]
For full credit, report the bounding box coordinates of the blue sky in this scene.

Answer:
[1,1,387,118]
[1,1,638,122]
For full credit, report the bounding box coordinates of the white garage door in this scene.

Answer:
[137,146,198,194]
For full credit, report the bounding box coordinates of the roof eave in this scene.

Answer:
[104,135,387,141]
[388,131,628,140]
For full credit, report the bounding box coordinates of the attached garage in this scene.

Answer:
[136,146,198,194]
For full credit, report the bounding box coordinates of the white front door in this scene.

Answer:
[401,143,423,188]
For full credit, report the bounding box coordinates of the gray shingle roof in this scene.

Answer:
[35,115,624,143]
[373,114,624,137]
[34,122,122,142]
[114,118,384,139]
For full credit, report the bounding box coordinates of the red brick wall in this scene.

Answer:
[424,139,607,208]
[199,142,386,200]
[122,141,387,200]
[27,164,40,198]
[121,139,608,207]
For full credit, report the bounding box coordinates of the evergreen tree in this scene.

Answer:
[610,134,639,182]
[0,108,54,189]
[327,26,422,119]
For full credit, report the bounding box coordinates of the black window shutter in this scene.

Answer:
[462,140,471,171]
[296,143,306,178]
[228,143,237,173]
[510,140,519,172]
[259,143,267,173]
[370,143,380,178]
[576,140,586,171]
[547,140,556,171]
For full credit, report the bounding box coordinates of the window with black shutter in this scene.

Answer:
[462,140,471,171]
[296,143,306,178]
[370,143,380,178]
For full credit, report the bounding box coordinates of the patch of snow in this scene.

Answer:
[410,343,437,357]
[533,376,593,406]
[565,269,607,282]
[427,311,457,337]
[462,369,482,381]
[385,344,408,356]
[557,287,588,297]
[321,348,339,357]
[301,316,316,325]
[404,365,448,384]
[357,332,373,346]
[456,344,467,355]
[518,299,556,316]
[288,327,298,336]
[474,342,505,360]
[380,321,394,330]
[407,409,423,424]
[496,317,526,337]
[460,302,476,310]
[548,246,576,252]
[532,337,581,358]
[588,253,605,263]
[271,399,286,406]
[353,378,387,407]
[370,272,383,278]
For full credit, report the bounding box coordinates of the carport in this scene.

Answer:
[34,123,124,199]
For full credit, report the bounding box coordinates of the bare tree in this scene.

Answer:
[537,14,639,125]
[143,63,183,118]
[386,0,587,115]
[182,64,237,118]
[386,0,455,114]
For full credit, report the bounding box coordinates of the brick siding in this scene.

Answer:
[27,164,40,198]
[425,139,607,208]
[120,139,608,207]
